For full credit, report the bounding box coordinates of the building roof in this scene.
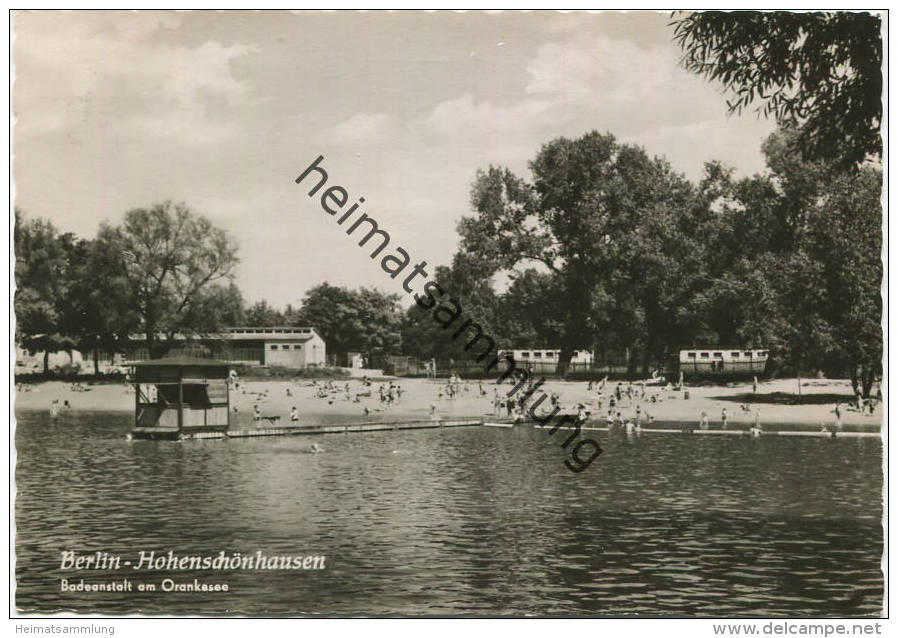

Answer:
[123,326,324,342]
[223,327,322,341]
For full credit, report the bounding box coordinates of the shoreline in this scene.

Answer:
[13,377,883,432]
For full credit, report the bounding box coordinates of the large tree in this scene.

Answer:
[688,128,882,392]
[14,211,77,373]
[63,236,141,374]
[401,251,503,362]
[460,131,698,375]
[108,201,240,358]
[296,284,404,363]
[244,300,285,327]
[672,11,883,169]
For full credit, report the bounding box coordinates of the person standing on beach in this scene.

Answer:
[699,411,709,429]
[752,376,758,394]
[833,403,842,428]
[290,407,299,423]
[721,407,728,429]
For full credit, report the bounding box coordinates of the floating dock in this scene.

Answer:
[141,418,485,441]
[532,424,880,438]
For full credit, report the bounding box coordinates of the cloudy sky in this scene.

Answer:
[13,10,776,308]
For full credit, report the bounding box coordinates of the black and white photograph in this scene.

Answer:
[10,8,887,627]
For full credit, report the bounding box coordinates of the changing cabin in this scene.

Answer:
[130,358,231,440]
[678,348,769,379]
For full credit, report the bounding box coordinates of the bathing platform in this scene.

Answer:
[133,418,484,441]
[131,417,879,441]
[535,424,880,438]
[229,418,482,438]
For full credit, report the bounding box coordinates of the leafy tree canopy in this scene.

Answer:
[672,11,882,169]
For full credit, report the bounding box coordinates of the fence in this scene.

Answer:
[385,356,655,379]
[125,345,264,365]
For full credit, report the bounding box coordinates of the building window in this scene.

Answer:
[700,352,710,359]
[294,345,301,350]
[521,352,530,358]
[713,352,723,358]
[687,352,696,358]
[744,351,753,357]
[534,352,542,358]
[270,345,278,350]
[730,352,740,358]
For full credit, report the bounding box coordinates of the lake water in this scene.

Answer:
[15,409,883,616]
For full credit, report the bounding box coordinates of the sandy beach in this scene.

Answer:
[14,376,883,432]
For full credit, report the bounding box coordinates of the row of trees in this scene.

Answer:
[15,202,243,372]
[400,127,882,394]
[14,205,408,373]
[14,127,882,392]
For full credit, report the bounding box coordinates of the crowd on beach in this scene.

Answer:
[28,369,883,435]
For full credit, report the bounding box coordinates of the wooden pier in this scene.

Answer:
[186,418,483,441]
[534,424,881,438]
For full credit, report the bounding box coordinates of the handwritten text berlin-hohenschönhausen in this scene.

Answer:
[60,550,326,571]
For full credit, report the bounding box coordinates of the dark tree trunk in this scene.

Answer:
[43,350,49,375]
[626,346,638,380]
[557,344,573,377]
[862,365,874,397]
[93,348,100,376]
[146,322,157,359]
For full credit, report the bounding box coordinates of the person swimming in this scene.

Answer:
[699,411,709,430]
[750,410,763,437]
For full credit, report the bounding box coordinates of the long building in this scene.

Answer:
[15,326,327,372]
[498,348,595,365]
[219,326,326,367]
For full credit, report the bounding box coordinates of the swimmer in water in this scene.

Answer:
[750,410,763,437]
[699,411,709,430]
[310,443,323,454]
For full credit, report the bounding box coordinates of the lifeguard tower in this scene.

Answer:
[130,358,231,440]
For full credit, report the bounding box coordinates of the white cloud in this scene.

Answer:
[14,14,259,145]
[324,112,397,147]
[428,94,552,136]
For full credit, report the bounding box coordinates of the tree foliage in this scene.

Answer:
[110,201,240,357]
[459,131,699,374]
[14,211,79,372]
[296,283,404,362]
[672,11,882,168]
